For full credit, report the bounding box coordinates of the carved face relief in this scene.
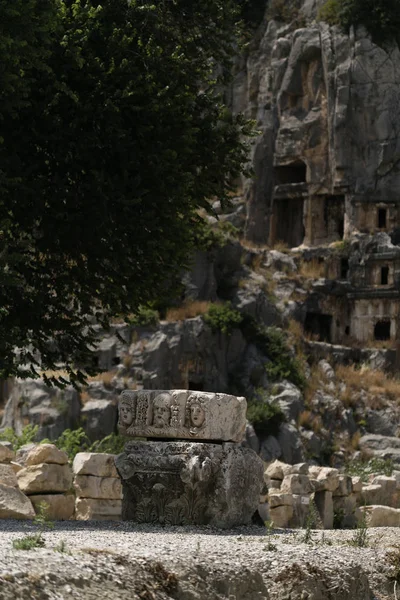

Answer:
[120,401,134,427]
[152,393,172,428]
[190,403,205,428]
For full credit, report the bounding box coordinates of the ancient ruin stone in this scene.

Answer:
[75,498,122,521]
[0,483,35,519]
[25,444,68,466]
[360,505,400,527]
[0,464,18,487]
[118,389,246,442]
[17,463,72,494]
[74,475,122,500]
[0,443,14,463]
[115,441,263,528]
[30,494,75,520]
[72,453,118,478]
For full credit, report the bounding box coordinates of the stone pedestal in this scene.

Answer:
[115,441,263,528]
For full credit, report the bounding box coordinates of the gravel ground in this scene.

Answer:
[0,520,398,599]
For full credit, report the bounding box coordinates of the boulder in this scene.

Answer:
[81,399,118,443]
[0,464,18,487]
[74,475,122,500]
[370,476,398,507]
[308,466,339,492]
[75,498,122,521]
[17,463,72,494]
[264,460,286,480]
[333,475,353,497]
[270,504,294,528]
[25,444,68,466]
[72,453,118,478]
[270,382,303,422]
[360,484,383,506]
[360,505,400,528]
[280,474,312,495]
[30,494,75,520]
[351,476,363,493]
[0,443,14,463]
[0,483,35,519]
[268,493,293,508]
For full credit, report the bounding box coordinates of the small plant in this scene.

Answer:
[128,305,159,327]
[13,502,54,551]
[246,399,285,436]
[349,510,368,548]
[204,302,243,334]
[264,520,277,551]
[89,432,127,455]
[55,540,71,554]
[0,424,39,451]
[344,457,394,482]
[301,501,319,544]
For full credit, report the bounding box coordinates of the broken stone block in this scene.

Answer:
[280,474,312,495]
[351,476,363,493]
[268,492,293,508]
[75,498,122,521]
[289,495,312,528]
[72,453,118,478]
[25,444,68,466]
[0,464,18,487]
[0,483,35,519]
[332,475,352,497]
[270,504,294,528]
[264,460,286,480]
[74,475,122,500]
[116,441,263,528]
[314,491,333,529]
[370,476,398,507]
[0,443,14,463]
[282,462,309,476]
[360,505,400,527]
[118,389,246,442]
[308,466,339,492]
[360,484,383,505]
[17,463,72,494]
[30,494,75,520]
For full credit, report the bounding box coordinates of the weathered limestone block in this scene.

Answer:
[308,466,339,492]
[360,484,383,506]
[118,389,246,442]
[280,474,312,495]
[270,504,293,528]
[351,476,363,493]
[25,444,68,466]
[11,462,23,474]
[268,493,293,508]
[264,460,286,480]
[0,483,35,519]
[72,453,118,478]
[74,475,122,500]
[0,443,14,463]
[360,505,400,528]
[332,475,352,497]
[289,495,311,529]
[75,498,122,521]
[370,476,398,507]
[0,464,18,487]
[17,463,72,494]
[282,463,309,476]
[269,479,281,490]
[314,491,333,530]
[30,494,75,520]
[115,441,263,528]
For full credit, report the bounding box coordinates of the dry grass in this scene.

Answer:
[166,301,211,322]
[240,238,270,251]
[336,364,400,404]
[288,319,304,343]
[304,364,329,406]
[88,370,115,389]
[299,259,325,279]
[270,240,290,253]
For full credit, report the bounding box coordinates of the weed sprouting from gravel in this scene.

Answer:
[13,502,54,551]
[349,511,368,548]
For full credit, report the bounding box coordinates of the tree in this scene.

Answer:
[0,0,251,384]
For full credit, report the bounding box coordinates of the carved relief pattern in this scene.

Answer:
[118,391,209,438]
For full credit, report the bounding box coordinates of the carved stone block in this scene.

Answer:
[118,390,246,442]
[115,441,263,528]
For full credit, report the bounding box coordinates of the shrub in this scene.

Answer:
[246,400,285,436]
[89,433,127,455]
[318,0,400,45]
[344,457,394,481]
[204,302,243,334]
[128,306,159,327]
[43,427,90,462]
[267,0,302,23]
[0,424,39,451]
[263,328,306,388]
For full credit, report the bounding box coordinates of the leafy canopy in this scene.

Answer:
[0,0,252,384]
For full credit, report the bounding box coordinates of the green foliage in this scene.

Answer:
[333,507,345,529]
[301,501,320,543]
[128,306,160,328]
[0,424,39,450]
[55,539,71,554]
[267,0,302,23]
[344,457,394,482]
[318,0,400,45]
[13,501,54,550]
[349,511,368,547]
[194,220,240,253]
[204,302,243,334]
[246,399,285,436]
[89,433,127,455]
[0,0,252,384]
[48,427,89,462]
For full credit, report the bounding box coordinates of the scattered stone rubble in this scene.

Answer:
[262,459,400,529]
